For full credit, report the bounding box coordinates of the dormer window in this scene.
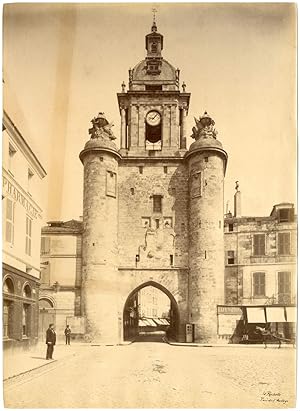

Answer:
[147,63,160,74]
[279,208,293,223]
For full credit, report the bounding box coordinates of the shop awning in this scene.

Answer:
[246,307,266,323]
[153,319,165,326]
[160,318,170,325]
[265,307,285,323]
[285,307,297,322]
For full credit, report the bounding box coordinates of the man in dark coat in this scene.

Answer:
[46,323,56,360]
[64,325,71,345]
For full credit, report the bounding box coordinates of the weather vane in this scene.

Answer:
[152,7,157,23]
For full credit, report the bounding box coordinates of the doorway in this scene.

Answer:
[38,298,55,341]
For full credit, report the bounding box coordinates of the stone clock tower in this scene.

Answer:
[117,19,190,157]
[80,20,227,344]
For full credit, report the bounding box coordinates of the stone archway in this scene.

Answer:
[123,280,180,342]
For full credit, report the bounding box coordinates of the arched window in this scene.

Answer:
[3,277,14,294]
[23,284,32,298]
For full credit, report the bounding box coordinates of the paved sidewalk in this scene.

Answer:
[3,342,88,381]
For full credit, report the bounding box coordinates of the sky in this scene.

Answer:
[3,3,297,222]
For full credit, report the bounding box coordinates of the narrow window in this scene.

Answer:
[25,216,32,256]
[28,169,34,194]
[151,42,157,53]
[164,166,168,174]
[153,195,162,213]
[253,272,265,297]
[155,219,160,229]
[3,301,11,338]
[23,284,32,298]
[41,262,50,285]
[278,272,291,304]
[170,255,174,266]
[228,223,234,232]
[253,234,265,256]
[227,250,235,264]
[8,143,16,174]
[5,198,14,244]
[204,157,208,162]
[130,188,135,195]
[22,305,29,336]
[204,250,207,259]
[41,237,50,255]
[139,166,143,174]
[278,232,291,255]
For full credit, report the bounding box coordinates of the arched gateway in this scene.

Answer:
[123,281,180,341]
[80,21,227,344]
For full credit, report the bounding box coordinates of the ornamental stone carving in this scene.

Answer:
[88,112,116,140]
[191,111,218,140]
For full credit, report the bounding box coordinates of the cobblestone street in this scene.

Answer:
[4,342,296,408]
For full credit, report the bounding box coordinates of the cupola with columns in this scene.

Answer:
[117,17,190,157]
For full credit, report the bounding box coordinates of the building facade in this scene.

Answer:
[40,220,83,342]
[2,111,46,353]
[217,198,296,342]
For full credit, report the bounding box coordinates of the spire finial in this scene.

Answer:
[235,181,240,191]
[152,8,157,31]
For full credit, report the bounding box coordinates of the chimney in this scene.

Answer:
[234,181,241,217]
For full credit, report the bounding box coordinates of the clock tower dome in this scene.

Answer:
[117,20,190,157]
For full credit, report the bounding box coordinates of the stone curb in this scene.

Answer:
[4,349,81,382]
[4,359,58,382]
[165,339,295,348]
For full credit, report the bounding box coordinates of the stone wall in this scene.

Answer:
[118,160,189,269]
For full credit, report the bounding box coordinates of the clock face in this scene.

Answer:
[146,111,161,126]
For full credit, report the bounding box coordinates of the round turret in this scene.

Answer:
[80,113,121,344]
[187,112,227,343]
